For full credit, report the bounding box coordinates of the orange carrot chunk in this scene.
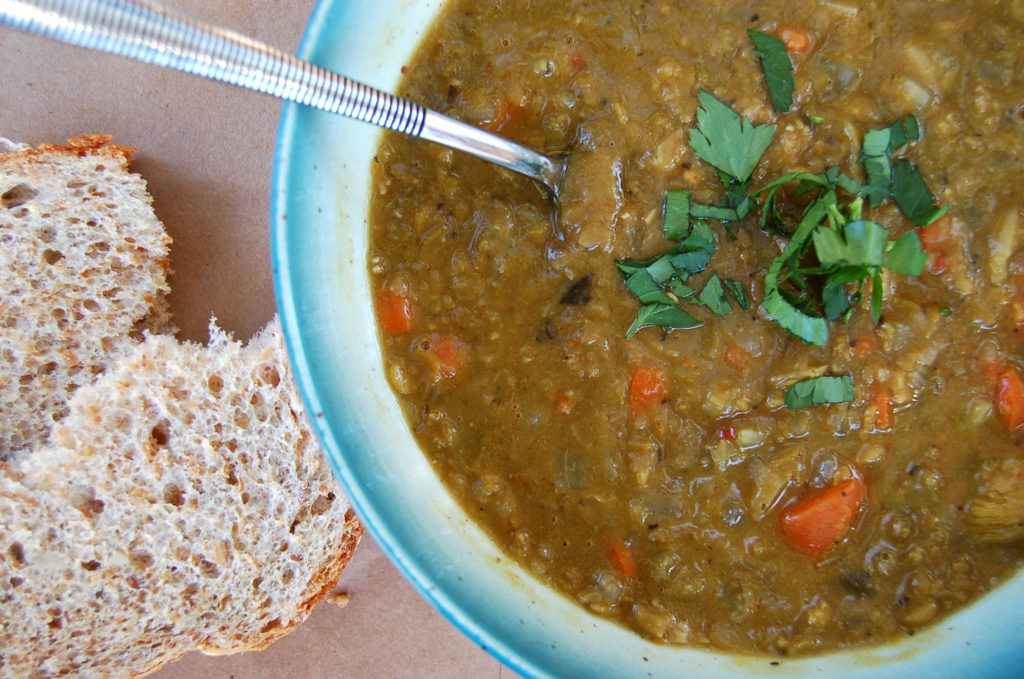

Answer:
[724,342,751,369]
[628,366,667,413]
[377,289,414,335]
[872,386,893,431]
[996,367,1024,430]
[555,391,576,415]
[917,215,952,254]
[609,540,637,579]
[780,474,865,557]
[418,334,467,381]
[777,23,812,54]
[851,334,877,359]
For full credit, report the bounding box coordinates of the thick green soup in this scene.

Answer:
[368,0,1024,656]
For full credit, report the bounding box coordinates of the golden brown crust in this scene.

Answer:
[200,511,366,655]
[1,134,137,163]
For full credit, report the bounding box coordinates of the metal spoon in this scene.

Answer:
[0,0,568,197]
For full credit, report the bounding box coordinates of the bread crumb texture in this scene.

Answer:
[0,135,171,458]
[0,138,362,678]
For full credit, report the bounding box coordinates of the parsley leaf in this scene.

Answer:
[763,288,829,346]
[858,127,894,208]
[892,159,950,227]
[663,190,692,240]
[784,375,856,409]
[625,303,701,339]
[886,115,921,150]
[697,274,732,316]
[812,219,889,271]
[689,90,776,183]
[871,271,884,324]
[748,29,795,113]
[822,279,851,320]
[723,278,751,310]
[883,230,927,276]
[624,270,676,305]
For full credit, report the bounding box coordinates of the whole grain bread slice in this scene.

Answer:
[0,135,171,459]
[0,137,362,678]
[1,317,362,678]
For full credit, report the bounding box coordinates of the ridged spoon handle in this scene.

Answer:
[0,0,565,195]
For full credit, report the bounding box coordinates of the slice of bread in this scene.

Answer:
[0,138,363,677]
[0,135,172,459]
[2,318,362,677]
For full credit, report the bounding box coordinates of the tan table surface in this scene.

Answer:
[1,2,517,677]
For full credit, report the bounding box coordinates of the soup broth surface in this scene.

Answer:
[369,0,1024,655]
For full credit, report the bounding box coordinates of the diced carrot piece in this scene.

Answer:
[777,23,812,54]
[724,342,751,369]
[872,385,893,431]
[418,334,467,381]
[996,367,1024,430]
[917,215,951,254]
[851,334,877,359]
[485,102,520,132]
[628,366,667,413]
[609,540,637,579]
[980,359,1003,383]
[555,391,576,415]
[780,473,865,557]
[377,289,414,335]
[930,252,948,275]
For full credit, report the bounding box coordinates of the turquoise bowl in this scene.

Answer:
[271,1,1024,677]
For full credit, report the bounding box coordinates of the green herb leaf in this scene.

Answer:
[871,271,884,325]
[886,114,921,150]
[624,270,676,305]
[748,29,795,113]
[689,90,776,183]
[891,158,949,227]
[666,279,696,298]
[763,288,828,346]
[813,219,889,270]
[663,190,692,240]
[858,127,893,208]
[691,202,741,222]
[682,220,718,254]
[784,375,856,409]
[883,230,927,276]
[723,278,751,310]
[697,274,732,316]
[625,303,702,338]
[822,279,850,320]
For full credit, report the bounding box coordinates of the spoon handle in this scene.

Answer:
[0,0,564,194]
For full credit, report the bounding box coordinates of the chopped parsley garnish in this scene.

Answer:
[697,274,732,316]
[616,29,948,412]
[723,278,751,310]
[689,90,775,183]
[784,375,856,409]
[892,158,949,227]
[748,29,795,113]
[625,303,700,339]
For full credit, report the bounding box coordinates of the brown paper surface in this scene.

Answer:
[0,2,515,677]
